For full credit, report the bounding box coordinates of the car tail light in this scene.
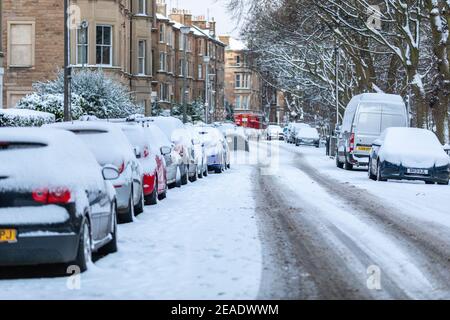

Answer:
[118,161,125,174]
[349,133,355,153]
[32,188,72,204]
[32,189,49,204]
[143,174,155,195]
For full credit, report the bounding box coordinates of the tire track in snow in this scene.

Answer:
[285,144,450,297]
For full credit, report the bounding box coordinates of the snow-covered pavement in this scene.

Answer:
[0,158,261,300]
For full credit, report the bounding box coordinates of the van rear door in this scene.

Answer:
[354,103,382,154]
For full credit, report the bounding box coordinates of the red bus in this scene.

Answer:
[234,114,266,129]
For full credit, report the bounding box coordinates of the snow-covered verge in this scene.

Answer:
[0,109,55,127]
[0,160,261,300]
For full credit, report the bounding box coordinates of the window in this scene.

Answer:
[235,96,241,109]
[138,40,146,75]
[8,22,35,67]
[77,27,88,65]
[179,59,186,76]
[96,25,112,65]
[198,64,203,79]
[243,74,250,88]
[235,74,241,88]
[138,0,146,15]
[160,83,169,102]
[159,52,166,71]
[242,96,249,110]
[236,55,240,65]
[159,24,165,43]
[179,34,185,50]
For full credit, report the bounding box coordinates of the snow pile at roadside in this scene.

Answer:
[0,108,55,127]
[379,128,450,168]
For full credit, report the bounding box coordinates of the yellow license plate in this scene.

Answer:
[357,146,372,152]
[0,229,17,243]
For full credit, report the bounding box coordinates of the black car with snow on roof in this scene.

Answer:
[0,128,119,272]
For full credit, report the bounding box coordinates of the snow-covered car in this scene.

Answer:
[287,123,311,144]
[369,127,450,185]
[267,125,284,141]
[0,128,118,271]
[150,117,191,186]
[48,122,144,223]
[145,123,182,189]
[186,124,208,180]
[295,127,320,148]
[444,144,450,156]
[196,126,227,173]
[120,123,167,205]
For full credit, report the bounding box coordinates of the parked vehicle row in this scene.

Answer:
[0,117,232,271]
[333,93,450,185]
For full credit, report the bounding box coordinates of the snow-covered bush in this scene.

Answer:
[171,99,205,123]
[0,109,55,127]
[17,69,141,120]
[16,92,84,121]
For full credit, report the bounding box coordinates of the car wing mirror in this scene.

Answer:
[134,146,141,159]
[102,165,120,181]
[160,146,172,156]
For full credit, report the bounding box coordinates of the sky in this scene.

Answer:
[167,0,243,38]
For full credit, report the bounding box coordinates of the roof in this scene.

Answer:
[227,38,247,51]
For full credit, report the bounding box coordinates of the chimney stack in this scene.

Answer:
[209,18,216,37]
[219,35,230,46]
[156,0,167,16]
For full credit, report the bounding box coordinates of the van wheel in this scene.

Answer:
[72,219,92,273]
[344,155,353,171]
[336,154,344,169]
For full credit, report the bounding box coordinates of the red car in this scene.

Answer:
[120,123,168,205]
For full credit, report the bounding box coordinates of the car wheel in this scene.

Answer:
[438,180,449,185]
[72,219,92,273]
[158,182,168,200]
[227,163,231,169]
[146,177,159,205]
[99,203,118,255]
[203,167,209,177]
[181,165,189,185]
[368,159,377,181]
[198,163,204,179]
[134,188,145,215]
[189,165,198,182]
[376,162,387,182]
[119,194,134,224]
[425,181,435,185]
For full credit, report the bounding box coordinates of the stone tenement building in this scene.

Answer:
[154,2,225,120]
[1,0,226,121]
[2,0,64,109]
[219,36,264,127]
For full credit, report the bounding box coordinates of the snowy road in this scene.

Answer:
[1,141,450,299]
[256,141,450,299]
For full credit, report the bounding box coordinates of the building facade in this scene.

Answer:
[219,36,263,127]
[2,0,64,108]
[1,0,225,121]
[0,0,4,108]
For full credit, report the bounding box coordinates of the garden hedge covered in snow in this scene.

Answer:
[0,109,55,127]
[16,69,141,121]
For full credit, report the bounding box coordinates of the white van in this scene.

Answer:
[336,93,408,170]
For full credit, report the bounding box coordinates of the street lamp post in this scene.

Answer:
[203,55,210,124]
[180,26,190,124]
[63,0,71,121]
[334,43,340,128]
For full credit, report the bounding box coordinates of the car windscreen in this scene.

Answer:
[356,112,381,135]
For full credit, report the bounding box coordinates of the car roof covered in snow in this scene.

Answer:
[47,121,135,167]
[150,116,185,141]
[0,127,105,192]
